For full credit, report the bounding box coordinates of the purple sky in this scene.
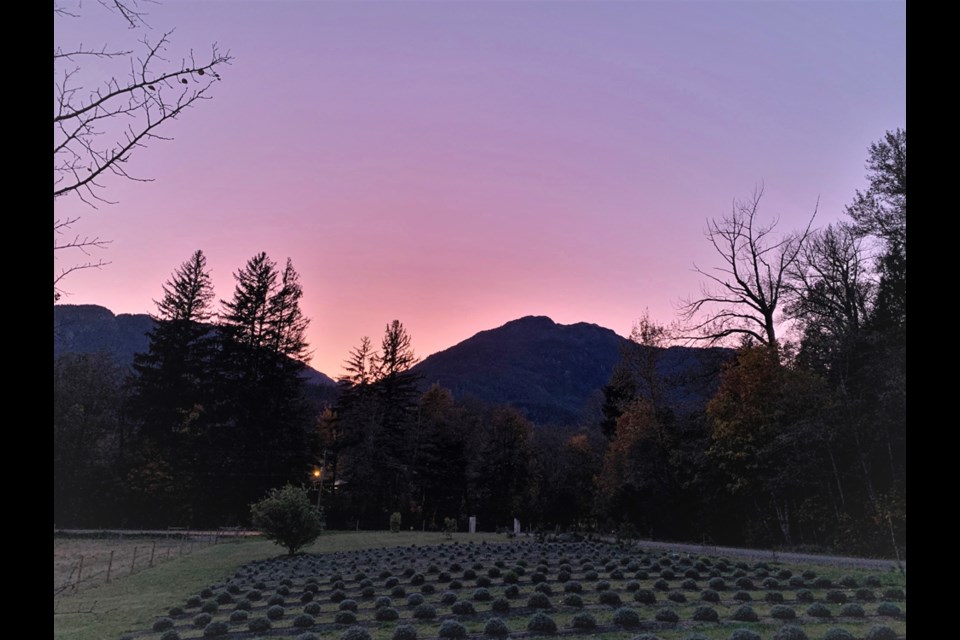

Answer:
[54,1,906,377]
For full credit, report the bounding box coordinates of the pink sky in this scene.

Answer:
[54,1,906,378]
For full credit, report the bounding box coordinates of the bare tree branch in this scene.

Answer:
[677,185,817,351]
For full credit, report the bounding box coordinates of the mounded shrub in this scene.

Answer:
[826,590,848,604]
[410,573,425,586]
[839,575,858,588]
[855,588,877,602]
[882,587,905,601]
[668,591,687,603]
[293,614,314,628]
[806,603,832,618]
[535,583,554,596]
[613,607,641,627]
[331,589,347,603]
[376,596,394,609]
[763,601,793,618]
[341,626,372,640]
[625,580,640,592]
[839,603,865,617]
[376,607,400,621]
[247,617,271,632]
[692,606,719,622]
[153,618,175,632]
[564,580,583,593]
[595,580,611,592]
[504,584,520,599]
[407,594,425,607]
[795,589,814,602]
[449,580,463,590]
[301,591,315,603]
[765,591,784,603]
[708,577,726,591]
[393,624,418,640]
[813,577,833,589]
[762,578,781,590]
[304,602,321,615]
[484,617,510,636]
[527,611,558,634]
[600,590,622,607]
[201,588,214,598]
[731,605,758,622]
[298,634,319,640]
[865,626,898,640]
[438,620,467,639]
[655,608,679,623]
[229,610,249,622]
[385,577,400,588]
[335,611,357,624]
[571,612,597,629]
[202,621,229,638]
[634,588,656,604]
[865,576,882,588]
[876,602,902,617]
[527,592,552,609]
[391,585,407,598]
[413,603,437,619]
[421,584,435,595]
[339,599,359,612]
[159,631,180,640]
[728,631,761,640]
[735,577,755,590]
[451,601,475,615]
[562,593,583,607]
[772,625,808,640]
[502,571,518,584]
[193,613,212,628]
[215,592,233,605]
[701,589,720,603]
[168,606,184,616]
[266,605,284,620]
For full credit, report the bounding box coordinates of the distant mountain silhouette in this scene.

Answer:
[411,315,732,426]
[53,304,336,386]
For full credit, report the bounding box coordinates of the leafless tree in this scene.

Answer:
[679,185,816,350]
[54,0,232,301]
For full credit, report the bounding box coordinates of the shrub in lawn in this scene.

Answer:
[502,570,518,584]
[331,589,347,603]
[655,608,679,623]
[452,601,476,615]
[535,583,554,596]
[855,588,876,601]
[438,620,467,639]
[765,591,784,603]
[660,569,675,580]
[635,570,650,580]
[491,595,510,612]
[527,612,558,634]
[464,569,477,580]
[484,617,510,636]
[600,590,623,606]
[391,586,407,598]
[449,580,463,589]
[585,570,600,581]
[413,603,437,619]
[203,621,229,637]
[153,617,175,632]
[335,611,357,624]
[193,613,212,628]
[159,631,180,640]
[267,605,285,620]
[570,611,597,629]
[293,614,314,628]
[796,589,814,602]
[267,595,285,607]
[201,588,214,598]
[839,603,865,617]
[403,593,423,607]
[393,624,418,640]
[303,601,321,615]
[504,584,520,599]
[772,626,808,640]
[595,579,611,591]
[634,588,656,604]
[250,484,322,555]
[339,599,359,611]
[823,629,855,640]
[668,591,687,603]
[813,577,833,589]
[168,606,184,616]
[728,631,761,640]
[654,578,670,591]
[731,605,758,622]
[882,587,905,601]
[806,603,831,618]
[527,592,552,609]
[770,605,796,620]
[701,589,720,603]
[342,626,372,640]
[229,610,249,622]
[613,607,641,627]
[215,592,233,605]
[734,577,754,589]
[247,617,271,632]
[625,580,640,592]
[301,591,315,603]
[708,577,726,590]
[440,591,458,605]
[825,589,848,604]
[865,626,897,640]
[376,606,400,621]
[186,595,202,608]
[692,606,719,622]
[876,602,902,617]
[562,593,584,607]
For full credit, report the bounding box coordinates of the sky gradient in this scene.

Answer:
[54,0,906,377]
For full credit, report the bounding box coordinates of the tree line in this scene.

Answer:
[54,130,904,558]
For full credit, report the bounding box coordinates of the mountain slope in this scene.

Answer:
[411,316,731,425]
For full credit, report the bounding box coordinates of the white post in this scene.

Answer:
[513,518,521,535]
[468,516,477,534]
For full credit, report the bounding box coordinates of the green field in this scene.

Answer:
[53,532,906,640]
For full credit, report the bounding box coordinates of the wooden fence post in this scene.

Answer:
[106,550,115,583]
[149,541,157,568]
[131,546,138,575]
[76,555,84,589]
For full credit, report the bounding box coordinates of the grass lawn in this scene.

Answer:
[53,531,510,640]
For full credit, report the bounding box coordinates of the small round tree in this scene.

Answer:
[250,485,322,555]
